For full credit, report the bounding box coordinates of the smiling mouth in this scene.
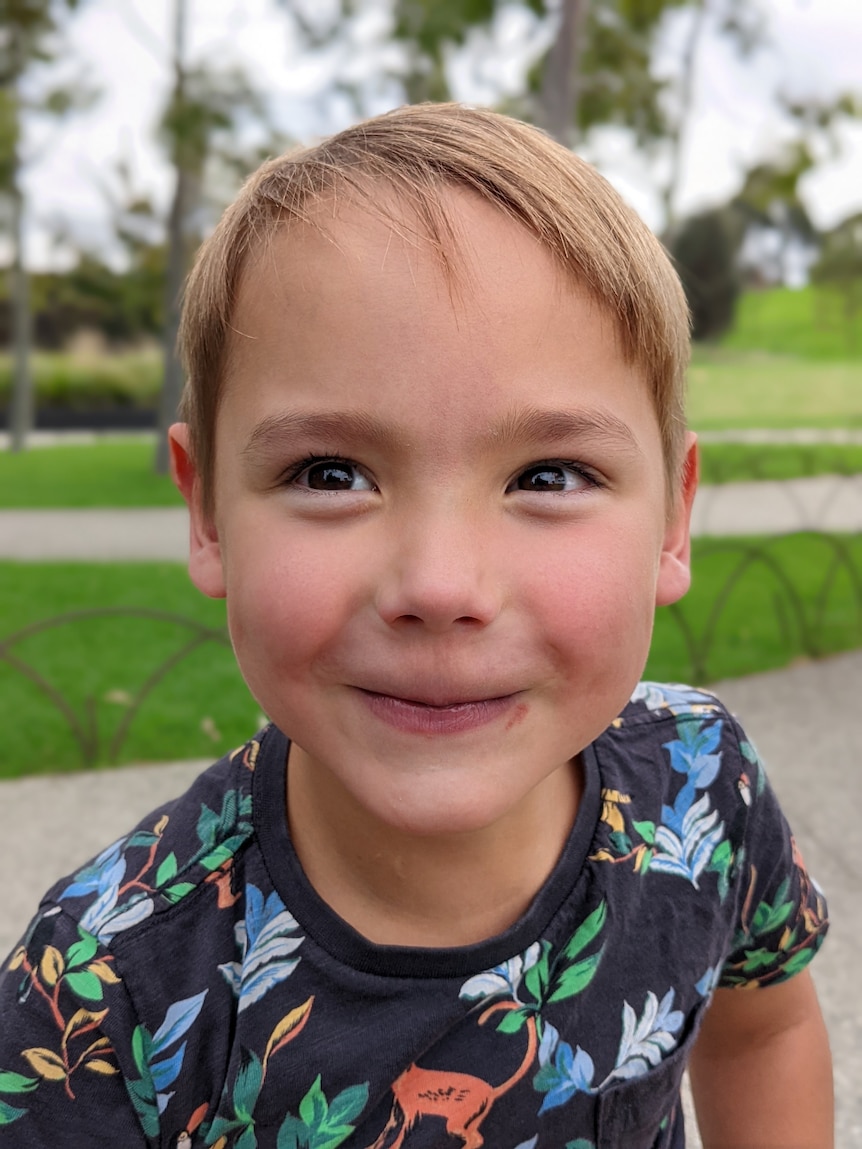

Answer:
[356,688,521,735]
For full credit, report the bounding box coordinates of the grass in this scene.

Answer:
[688,352,862,431]
[0,563,260,778]
[646,532,862,684]
[1,536,861,777]
[722,285,861,361]
[0,440,183,508]
[697,442,862,484]
[1,432,861,509]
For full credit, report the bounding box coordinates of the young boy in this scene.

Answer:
[0,104,831,1148]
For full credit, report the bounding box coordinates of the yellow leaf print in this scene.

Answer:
[63,1008,109,1044]
[599,789,632,833]
[8,946,25,971]
[84,1059,119,1076]
[263,995,315,1069]
[89,960,122,984]
[22,1048,67,1082]
[40,946,65,988]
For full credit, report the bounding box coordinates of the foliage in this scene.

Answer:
[668,207,743,339]
[810,214,862,347]
[0,352,161,411]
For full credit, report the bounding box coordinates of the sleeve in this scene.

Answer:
[0,907,151,1148]
[718,726,829,989]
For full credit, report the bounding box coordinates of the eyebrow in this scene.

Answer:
[242,410,397,458]
[242,405,643,458]
[488,406,643,455]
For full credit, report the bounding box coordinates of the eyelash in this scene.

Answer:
[281,454,373,487]
[280,455,604,492]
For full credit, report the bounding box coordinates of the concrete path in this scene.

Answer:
[1,474,861,560]
[0,652,860,1144]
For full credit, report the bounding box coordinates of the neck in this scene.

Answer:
[285,750,583,948]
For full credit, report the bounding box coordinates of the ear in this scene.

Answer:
[655,432,698,608]
[168,424,227,600]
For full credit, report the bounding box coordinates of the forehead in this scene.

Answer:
[224,185,622,376]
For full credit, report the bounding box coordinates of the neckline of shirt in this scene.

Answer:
[253,724,604,980]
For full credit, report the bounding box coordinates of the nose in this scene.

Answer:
[374,508,503,633]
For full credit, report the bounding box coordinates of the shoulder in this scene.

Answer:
[39,730,271,951]
[598,680,754,777]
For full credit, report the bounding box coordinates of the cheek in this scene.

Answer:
[224,544,362,684]
[526,534,658,666]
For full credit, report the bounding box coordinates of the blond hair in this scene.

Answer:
[179,102,690,516]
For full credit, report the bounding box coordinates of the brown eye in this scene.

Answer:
[295,460,374,492]
[511,464,590,493]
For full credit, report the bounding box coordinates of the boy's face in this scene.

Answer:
[172,188,696,839]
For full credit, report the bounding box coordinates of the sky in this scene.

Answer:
[15,0,862,270]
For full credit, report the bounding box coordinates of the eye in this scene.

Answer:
[508,462,597,494]
[292,458,375,492]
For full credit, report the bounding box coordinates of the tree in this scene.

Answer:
[153,0,277,473]
[668,206,742,339]
[811,213,862,350]
[0,0,88,450]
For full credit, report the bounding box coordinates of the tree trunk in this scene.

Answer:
[538,0,590,146]
[8,30,33,454]
[9,166,33,452]
[154,0,189,475]
[662,0,707,234]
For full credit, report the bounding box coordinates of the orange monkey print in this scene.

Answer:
[367,1000,538,1149]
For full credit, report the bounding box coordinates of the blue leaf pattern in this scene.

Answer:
[534,1020,595,1112]
[218,885,304,1011]
[602,989,684,1085]
[459,942,541,1005]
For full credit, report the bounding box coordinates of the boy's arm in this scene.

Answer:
[688,969,833,1149]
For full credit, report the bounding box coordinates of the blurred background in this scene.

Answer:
[1,0,861,772]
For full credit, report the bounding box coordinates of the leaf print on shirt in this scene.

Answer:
[58,786,253,947]
[202,997,321,1149]
[592,716,731,892]
[0,1070,39,1127]
[460,904,606,1119]
[218,885,304,1011]
[630,681,720,716]
[721,840,829,988]
[600,989,685,1085]
[533,988,685,1113]
[461,902,606,1032]
[5,921,123,1104]
[124,990,208,1135]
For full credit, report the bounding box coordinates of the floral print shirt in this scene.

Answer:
[0,683,828,1149]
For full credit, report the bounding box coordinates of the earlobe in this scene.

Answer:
[655,433,698,608]
[168,424,227,600]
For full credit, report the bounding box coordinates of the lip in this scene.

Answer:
[356,689,521,736]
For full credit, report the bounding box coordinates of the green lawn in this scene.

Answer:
[1,536,860,777]
[1,432,861,509]
[722,285,861,361]
[0,439,183,508]
[688,352,862,431]
[697,442,862,484]
[0,563,260,777]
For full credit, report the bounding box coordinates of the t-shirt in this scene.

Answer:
[0,683,828,1149]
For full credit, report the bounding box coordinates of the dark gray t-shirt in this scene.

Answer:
[0,683,828,1148]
